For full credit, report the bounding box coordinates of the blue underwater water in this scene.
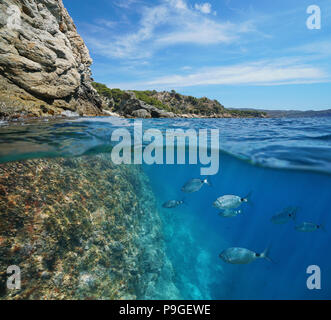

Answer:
[145,152,331,299]
[0,116,331,300]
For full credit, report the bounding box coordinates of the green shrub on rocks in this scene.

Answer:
[92,82,266,118]
[133,91,174,112]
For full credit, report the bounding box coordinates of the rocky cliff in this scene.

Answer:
[0,0,102,120]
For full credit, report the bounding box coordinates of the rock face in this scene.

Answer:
[0,0,102,119]
[0,155,180,300]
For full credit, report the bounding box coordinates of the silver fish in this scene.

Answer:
[162,200,184,209]
[295,222,325,232]
[181,178,210,193]
[218,209,242,218]
[271,206,297,224]
[219,247,272,264]
[213,192,251,210]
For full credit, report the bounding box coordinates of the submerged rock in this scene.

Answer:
[0,0,102,120]
[0,155,179,300]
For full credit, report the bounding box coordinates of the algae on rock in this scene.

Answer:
[0,155,180,300]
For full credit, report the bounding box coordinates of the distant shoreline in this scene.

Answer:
[231,108,331,118]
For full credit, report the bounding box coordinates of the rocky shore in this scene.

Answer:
[0,0,266,121]
[0,155,180,300]
[93,84,267,119]
[106,91,256,119]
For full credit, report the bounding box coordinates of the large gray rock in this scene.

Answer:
[0,0,102,119]
[154,110,176,118]
[132,109,151,118]
[118,91,176,118]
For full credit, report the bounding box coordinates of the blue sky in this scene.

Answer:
[63,0,331,110]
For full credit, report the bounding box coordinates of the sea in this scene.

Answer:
[0,116,330,300]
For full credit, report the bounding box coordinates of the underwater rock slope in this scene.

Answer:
[0,0,102,119]
[0,155,179,300]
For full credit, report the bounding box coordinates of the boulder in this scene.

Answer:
[118,91,176,118]
[132,109,151,118]
[154,110,176,118]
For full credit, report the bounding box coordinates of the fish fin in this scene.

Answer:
[294,224,301,232]
[261,247,276,264]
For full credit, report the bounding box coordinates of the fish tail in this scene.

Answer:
[261,247,275,263]
[320,224,327,232]
[243,191,253,204]
[204,178,212,187]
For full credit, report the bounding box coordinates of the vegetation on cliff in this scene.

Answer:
[92,82,266,118]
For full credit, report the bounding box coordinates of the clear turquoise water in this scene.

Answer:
[1,116,330,299]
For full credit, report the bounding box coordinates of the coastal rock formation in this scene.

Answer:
[0,0,102,119]
[118,91,176,118]
[0,155,180,300]
[92,82,267,119]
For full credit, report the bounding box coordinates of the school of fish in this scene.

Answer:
[161,177,326,265]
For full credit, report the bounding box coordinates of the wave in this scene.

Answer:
[308,133,331,141]
[0,117,330,174]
